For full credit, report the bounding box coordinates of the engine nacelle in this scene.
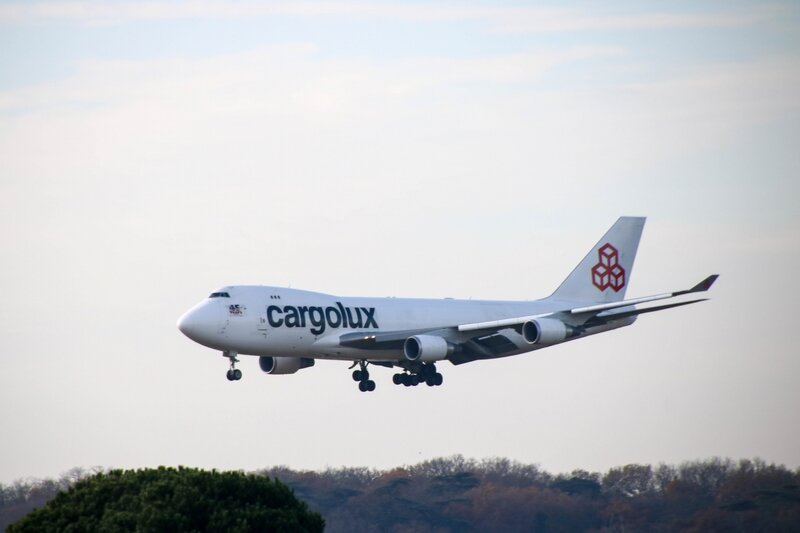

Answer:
[522,318,570,345]
[404,335,454,362]
[258,356,315,375]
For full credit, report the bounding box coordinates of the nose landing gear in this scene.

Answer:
[224,351,242,381]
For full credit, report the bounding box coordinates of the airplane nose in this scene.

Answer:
[178,303,223,343]
[177,310,197,338]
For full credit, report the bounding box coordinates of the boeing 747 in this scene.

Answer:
[178,217,717,392]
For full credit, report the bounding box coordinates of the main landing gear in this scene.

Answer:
[393,363,443,387]
[224,350,242,381]
[348,361,444,391]
[351,360,376,392]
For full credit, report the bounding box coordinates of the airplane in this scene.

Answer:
[177,217,717,392]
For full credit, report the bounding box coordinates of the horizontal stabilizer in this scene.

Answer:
[585,298,708,326]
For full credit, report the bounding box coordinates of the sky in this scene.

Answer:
[1,1,799,484]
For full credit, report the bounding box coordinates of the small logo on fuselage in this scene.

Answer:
[266,302,378,335]
[591,243,625,292]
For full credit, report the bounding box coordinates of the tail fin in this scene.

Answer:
[549,217,646,303]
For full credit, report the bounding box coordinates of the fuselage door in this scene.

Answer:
[257,313,268,332]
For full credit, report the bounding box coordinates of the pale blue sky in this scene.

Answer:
[1,1,798,483]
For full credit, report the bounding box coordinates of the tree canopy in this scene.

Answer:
[6,467,323,533]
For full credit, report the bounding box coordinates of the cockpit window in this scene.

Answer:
[209,292,230,298]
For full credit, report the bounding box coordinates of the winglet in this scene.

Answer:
[687,274,719,294]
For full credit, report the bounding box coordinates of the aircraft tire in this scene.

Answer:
[410,375,421,386]
[392,374,402,385]
[358,381,368,392]
[233,369,242,380]
[366,380,376,392]
[434,373,443,386]
[226,370,235,381]
[352,370,362,381]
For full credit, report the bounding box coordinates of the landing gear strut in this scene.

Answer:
[224,350,242,381]
[393,363,443,388]
[350,360,376,392]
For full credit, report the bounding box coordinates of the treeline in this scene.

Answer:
[3,457,799,532]
[257,456,800,532]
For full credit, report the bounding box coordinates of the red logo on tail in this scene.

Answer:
[591,243,625,292]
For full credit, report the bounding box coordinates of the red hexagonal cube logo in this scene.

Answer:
[592,243,625,292]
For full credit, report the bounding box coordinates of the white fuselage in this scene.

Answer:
[178,285,632,363]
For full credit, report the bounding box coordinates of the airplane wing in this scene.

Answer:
[332,275,718,361]
[457,275,719,333]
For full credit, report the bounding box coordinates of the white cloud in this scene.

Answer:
[2,44,797,229]
[0,0,781,32]
[491,8,779,33]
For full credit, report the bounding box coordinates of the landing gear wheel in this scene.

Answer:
[410,375,421,386]
[434,373,443,386]
[425,376,436,387]
[223,350,240,382]
[359,380,376,392]
[354,360,374,391]
[392,373,403,385]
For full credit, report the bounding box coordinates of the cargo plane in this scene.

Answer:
[178,217,717,392]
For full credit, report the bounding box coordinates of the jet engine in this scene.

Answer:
[259,356,315,375]
[522,318,570,345]
[404,335,454,362]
